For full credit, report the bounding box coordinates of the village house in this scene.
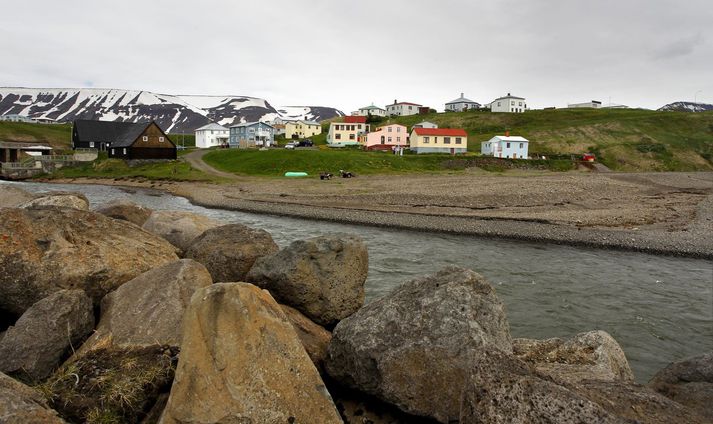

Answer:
[355,104,386,117]
[72,120,176,159]
[0,114,35,123]
[229,122,275,148]
[327,116,370,146]
[490,93,527,113]
[362,124,409,151]
[568,100,602,109]
[412,120,438,130]
[481,133,529,159]
[445,93,481,112]
[409,127,468,154]
[285,120,321,139]
[194,123,229,148]
[386,100,422,116]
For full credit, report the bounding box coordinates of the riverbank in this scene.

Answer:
[35,171,713,258]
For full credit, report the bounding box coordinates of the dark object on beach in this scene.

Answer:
[320,172,333,180]
[340,170,355,178]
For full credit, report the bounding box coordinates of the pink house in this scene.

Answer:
[363,124,409,151]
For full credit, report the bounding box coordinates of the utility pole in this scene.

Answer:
[695,90,702,105]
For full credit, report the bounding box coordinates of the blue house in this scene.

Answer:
[229,122,275,148]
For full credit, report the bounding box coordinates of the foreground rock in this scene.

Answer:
[280,304,332,372]
[648,351,713,421]
[19,191,89,210]
[0,207,179,315]
[513,330,635,386]
[79,259,212,353]
[247,234,368,326]
[159,283,342,424]
[185,223,278,282]
[95,199,152,226]
[0,184,35,208]
[326,267,512,422]
[0,371,66,423]
[142,210,224,253]
[0,290,93,381]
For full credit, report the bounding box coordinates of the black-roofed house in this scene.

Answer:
[72,120,176,160]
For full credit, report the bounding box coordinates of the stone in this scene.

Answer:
[648,351,713,421]
[19,191,89,210]
[0,290,94,381]
[78,259,212,354]
[0,371,66,423]
[142,210,224,253]
[326,266,512,422]
[159,283,342,424]
[513,330,635,386]
[0,207,179,316]
[280,304,332,373]
[185,223,278,282]
[0,184,35,208]
[246,234,368,326]
[95,199,152,226]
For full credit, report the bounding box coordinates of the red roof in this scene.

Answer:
[344,116,367,123]
[413,128,467,137]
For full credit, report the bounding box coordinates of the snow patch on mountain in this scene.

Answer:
[658,101,713,112]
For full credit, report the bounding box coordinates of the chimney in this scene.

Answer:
[461,92,464,98]
[394,99,397,104]
[505,130,510,137]
[507,92,511,96]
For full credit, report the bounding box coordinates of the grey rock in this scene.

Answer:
[0,290,94,381]
[246,234,368,326]
[95,199,152,226]
[0,207,179,315]
[648,351,713,421]
[142,210,224,253]
[325,266,512,423]
[0,371,66,423]
[0,184,35,208]
[19,191,89,210]
[185,223,278,282]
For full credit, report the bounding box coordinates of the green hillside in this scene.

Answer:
[372,108,713,171]
[0,122,72,150]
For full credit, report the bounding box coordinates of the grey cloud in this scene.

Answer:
[653,33,705,60]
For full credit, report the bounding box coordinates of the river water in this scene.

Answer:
[7,181,713,383]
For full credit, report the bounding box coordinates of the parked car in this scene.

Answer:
[582,153,596,162]
[297,139,314,147]
[284,141,297,150]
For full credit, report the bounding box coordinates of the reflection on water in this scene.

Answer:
[8,181,713,382]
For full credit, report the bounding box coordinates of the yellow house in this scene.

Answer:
[409,128,468,154]
[285,120,322,139]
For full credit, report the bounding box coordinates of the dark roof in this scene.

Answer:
[73,120,152,147]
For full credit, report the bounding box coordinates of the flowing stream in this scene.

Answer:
[7,181,713,383]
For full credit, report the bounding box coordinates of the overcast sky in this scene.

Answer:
[2,0,712,112]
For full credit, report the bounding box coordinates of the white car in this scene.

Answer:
[284,141,297,150]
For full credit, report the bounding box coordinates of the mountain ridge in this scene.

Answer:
[657,101,713,113]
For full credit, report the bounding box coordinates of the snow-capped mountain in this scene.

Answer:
[0,88,344,133]
[657,101,713,112]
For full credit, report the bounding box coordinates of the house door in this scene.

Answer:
[450,148,454,155]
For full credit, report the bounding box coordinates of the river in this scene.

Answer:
[7,181,713,383]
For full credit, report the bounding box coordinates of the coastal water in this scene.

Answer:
[7,181,713,383]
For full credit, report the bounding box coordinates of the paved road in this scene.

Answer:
[183,149,238,179]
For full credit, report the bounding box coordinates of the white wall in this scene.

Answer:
[195,129,229,148]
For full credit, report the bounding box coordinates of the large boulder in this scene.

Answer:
[0,207,179,315]
[0,371,66,423]
[0,290,94,381]
[246,234,368,326]
[185,223,279,282]
[513,330,635,386]
[648,351,713,421]
[19,191,89,210]
[280,304,332,373]
[159,283,342,424]
[95,199,152,226]
[326,267,512,423]
[0,184,35,208]
[142,210,224,253]
[78,259,212,353]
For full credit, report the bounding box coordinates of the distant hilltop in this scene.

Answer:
[0,87,344,133]
[658,101,713,113]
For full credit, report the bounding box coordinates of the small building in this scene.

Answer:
[412,120,438,130]
[327,121,370,146]
[195,123,229,148]
[0,114,35,123]
[568,100,602,109]
[445,93,481,112]
[363,124,409,151]
[72,120,176,159]
[285,120,321,139]
[409,128,467,154]
[229,122,275,148]
[490,93,527,113]
[0,141,52,163]
[356,104,386,117]
[386,100,422,116]
[481,135,529,159]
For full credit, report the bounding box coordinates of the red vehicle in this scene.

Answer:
[582,153,596,162]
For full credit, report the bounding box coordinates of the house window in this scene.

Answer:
[388,137,392,142]
[397,137,401,142]
[142,136,148,141]
[349,134,355,140]
[455,137,462,144]
[388,127,392,132]
[506,143,511,148]
[434,137,438,143]
[89,142,94,148]
[336,133,341,140]
[111,148,115,155]
[519,102,523,106]
[423,137,430,144]
[520,143,524,148]
[381,136,385,143]
[511,101,515,105]
[159,136,164,142]
[497,102,501,107]
[397,127,401,132]
[123,148,127,155]
[444,137,451,144]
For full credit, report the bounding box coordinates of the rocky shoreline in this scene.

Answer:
[1,187,711,423]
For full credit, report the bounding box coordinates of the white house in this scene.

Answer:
[412,121,438,130]
[568,100,602,109]
[356,104,386,117]
[445,93,481,112]
[481,135,529,159]
[386,100,422,116]
[195,123,229,148]
[490,93,527,113]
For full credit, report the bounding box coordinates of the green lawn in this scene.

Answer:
[0,122,73,150]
